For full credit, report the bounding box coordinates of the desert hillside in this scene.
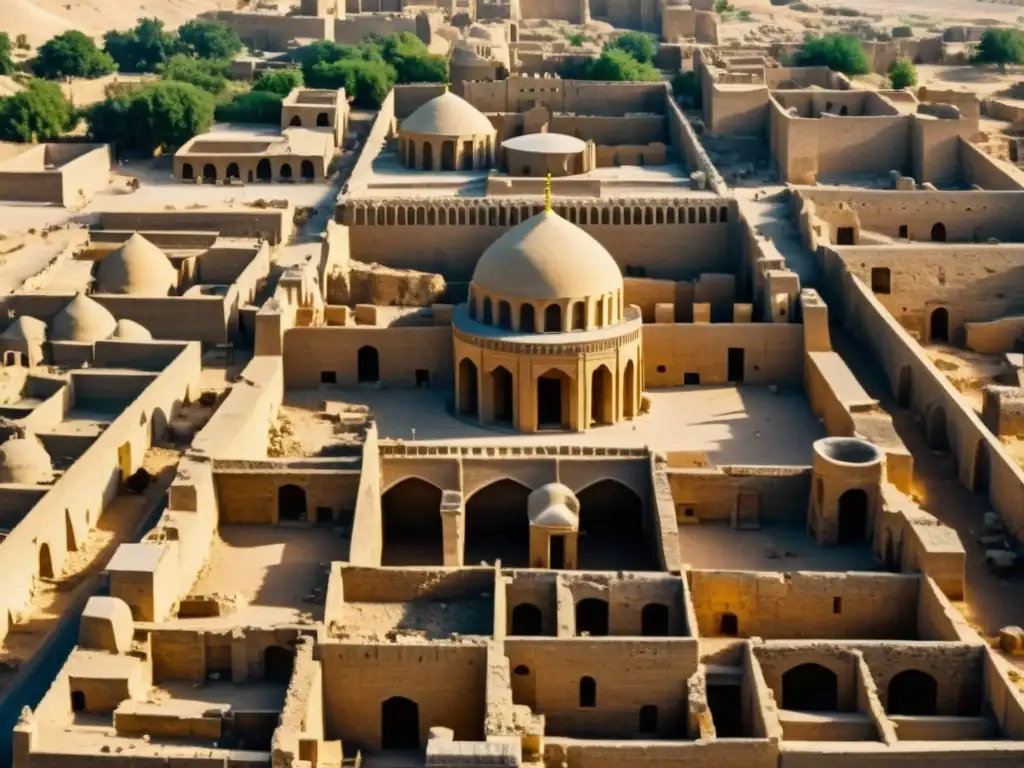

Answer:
[0,0,238,46]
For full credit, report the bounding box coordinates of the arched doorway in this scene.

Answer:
[973,441,990,494]
[520,304,536,332]
[226,162,240,180]
[544,304,562,332]
[202,164,217,182]
[38,543,53,580]
[895,366,911,408]
[459,358,479,418]
[641,603,669,636]
[930,307,949,343]
[301,160,315,180]
[497,301,512,329]
[837,489,868,545]
[290,115,302,126]
[511,602,543,635]
[317,112,330,127]
[577,480,650,569]
[382,479,444,565]
[639,704,658,734]
[462,140,474,170]
[482,298,493,325]
[381,696,420,750]
[357,346,379,383]
[407,141,416,168]
[623,360,636,418]
[441,140,456,171]
[782,663,838,711]
[720,612,739,636]
[257,159,272,181]
[887,670,937,715]
[278,484,307,522]
[575,598,609,636]
[591,365,613,426]
[927,405,949,450]
[280,163,293,180]
[465,479,531,566]
[930,222,947,242]
[71,690,86,712]
[423,142,434,171]
[537,369,569,429]
[491,366,513,424]
[264,645,295,682]
[181,163,194,180]
[579,676,597,707]
[572,302,586,330]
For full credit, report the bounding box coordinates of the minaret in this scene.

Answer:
[544,173,552,212]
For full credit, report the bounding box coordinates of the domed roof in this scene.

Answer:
[503,133,587,154]
[528,482,580,530]
[0,435,53,485]
[95,234,177,297]
[1,316,47,345]
[401,92,495,137]
[50,294,117,343]
[473,210,622,301]
[112,319,153,341]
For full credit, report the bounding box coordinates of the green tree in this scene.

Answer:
[178,20,243,61]
[34,31,117,79]
[0,79,76,142]
[309,58,395,107]
[215,90,283,123]
[0,33,15,75]
[159,54,230,94]
[86,80,214,154]
[972,28,1024,72]
[607,31,656,63]
[887,57,917,89]
[253,67,304,96]
[714,0,735,12]
[792,33,870,75]
[566,32,587,47]
[564,48,661,81]
[371,33,447,83]
[103,18,180,73]
[672,69,701,106]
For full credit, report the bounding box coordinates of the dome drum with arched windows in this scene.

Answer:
[452,206,643,433]
[501,133,595,178]
[397,91,497,172]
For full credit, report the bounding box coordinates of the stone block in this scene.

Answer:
[654,303,675,324]
[79,596,134,654]
[693,303,711,324]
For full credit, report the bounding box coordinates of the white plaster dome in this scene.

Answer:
[528,482,580,530]
[472,210,622,301]
[112,319,153,341]
[50,294,117,343]
[95,233,177,297]
[401,92,495,136]
[0,435,53,485]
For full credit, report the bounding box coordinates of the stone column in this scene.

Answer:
[440,490,464,566]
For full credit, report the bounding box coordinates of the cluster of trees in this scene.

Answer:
[560,31,661,81]
[85,81,215,154]
[0,33,14,75]
[0,79,76,142]
[972,28,1024,72]
[297,33,447,108]
[103,18,242,74]
[791,33,871,75]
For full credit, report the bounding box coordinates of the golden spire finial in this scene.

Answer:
[444,81,450,93]
[544,173,552,212]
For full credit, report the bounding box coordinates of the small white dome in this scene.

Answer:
[95,234,177,297]
[111,319,153,341]
[50,294,117,343]
[401,92,495,137]
[0,435,53,485]
[528,482,580,530]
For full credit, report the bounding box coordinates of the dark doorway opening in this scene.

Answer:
[423,142,434,171]
[226,162,240,180]
[720,612,739,636]
[707,684,744,737]
[320,370,336,384]
[71,690,86,713]
[202,163,217,182]
[887,670,937,716]
[930,222,947,242]
[317,112,330,127]
[441,141,456,171]
[520,304,536,332]
[290,115,302,126]
[462,140,474,170]
[898,224,908,239]
[639,704,658,734]
[491,366,513,424]
[256,158,272,181]
[459,358,479,418]
[182,163,194,180]
[974,441,990,494]
[930,307,949,343]
[278,484,307,522]
[537,371,567,428]
[381,696,420,750]
[837,489,868,545]
[727,348,744,383]
[511,603,543,636]
[641,603,670,636]
[591,365,613,425]
[684,372,700,385]
[577,480,651,570]
[579,676,597,707]
[782,663,839,711]
[871,267,891,294]
[465,479,531,566]
[415,369,430,387]
[301,160,315,180]
[358,345,380,383]
[264,645,295,682]
[550,534,566,569]
[576,598,609,636]
[280,163,293,179]
[316,506,333,522]
[382,479,444,565]
[836,226,855,245]
[544,304,562,332]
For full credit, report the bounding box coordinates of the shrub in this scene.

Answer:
[563,48,661,81]
[215,90,283,123]
[86,80,214,154]
[103,18,181,73]
[177,20,243,60]
[737,9,753,20]
[34,31,116,79]
[973,28,1024,72]
[566,32,587,47]
[253,67,304,96]
[714,0,735,12]
[792,33,870,75]
[887,57,917,90]
[0,79,76,141]
[607,31,656,64]
[159,54,230,94]
[0,33,14,76]
[309,58,395,107]
[672,69,702,106]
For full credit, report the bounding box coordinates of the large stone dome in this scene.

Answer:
[95,234,177,297]
[472,210,622,300]
[51,294,117,343]
[111,319,153,342]
[0,435,53,485]
[401,91,495,136]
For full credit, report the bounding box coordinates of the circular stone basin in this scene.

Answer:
[814,437,883,465]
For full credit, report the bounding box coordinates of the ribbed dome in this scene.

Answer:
[0,436,53,485]
[401,92,495,136]
[473,210,622,300]
[95,234,177,297]
[112,319,153,341]
[51,294,117,343]
[1,316,46,345]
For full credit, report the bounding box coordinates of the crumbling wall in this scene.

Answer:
[327,260,446,307]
